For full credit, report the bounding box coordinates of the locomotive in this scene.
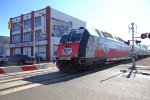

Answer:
[55,27,149,72]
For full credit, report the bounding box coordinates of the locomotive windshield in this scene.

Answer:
[60,33,82,43]
[60,35,70,43]
[71,33,82,42]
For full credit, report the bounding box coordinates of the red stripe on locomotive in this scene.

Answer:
[95,47,129,58]
[57,42,80,57]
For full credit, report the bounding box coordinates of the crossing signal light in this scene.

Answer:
[148,34,150,39]
[8,21,12,29]
[124,40,130,45]
[135,40,141,44]
[141,33,147,39]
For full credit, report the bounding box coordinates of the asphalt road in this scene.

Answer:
[0,58,150,100]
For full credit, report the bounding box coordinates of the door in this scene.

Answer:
[23,47,31,57]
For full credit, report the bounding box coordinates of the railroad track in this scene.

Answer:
[0,69,58,84]
[0,61,130,96]
[0,71,80,96]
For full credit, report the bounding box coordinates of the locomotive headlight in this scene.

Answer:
[55,54,59,57]
[74,54,78,57]
[66,43,70,47]
[78,59,82,62]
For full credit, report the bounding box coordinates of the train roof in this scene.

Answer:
[86,28,125,43]
[63,27,126,43]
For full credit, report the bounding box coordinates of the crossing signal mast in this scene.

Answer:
[127,22,150,78]
[128,22,137,70]
[135,40,141,44]
[128,23,150,71]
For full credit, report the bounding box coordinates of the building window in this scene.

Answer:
[23,32,31,42]
[35,17,41,27]
[35,30,42,40]
[42,34,47,40]
[12,34,21,43]
[13,23,20,32]
[24,19,31,29]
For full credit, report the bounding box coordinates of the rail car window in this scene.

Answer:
[95,29,102,37]
[101,31,108,38]
[106,32,114,39]
[60,35,70,43]
[71,33,82,42]
[117,37,125,42]
[101,31,113,39]
[114,36,119,40]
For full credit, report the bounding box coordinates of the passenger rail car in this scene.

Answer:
[136,45,150,58]
[55,27,149,72]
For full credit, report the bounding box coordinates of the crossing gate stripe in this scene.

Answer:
[0,63,51,74]
[21,65,37,71]
[0,69,5,74]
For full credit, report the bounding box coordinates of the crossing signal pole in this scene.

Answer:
[129,22,136,70]
[148,34,150,38]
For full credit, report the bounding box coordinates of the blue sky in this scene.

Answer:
[0,0,150,45]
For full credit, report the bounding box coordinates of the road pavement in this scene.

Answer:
[0,58,150,100]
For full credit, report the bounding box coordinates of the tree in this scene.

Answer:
[0,36,9,55]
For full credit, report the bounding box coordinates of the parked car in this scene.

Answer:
[8,54,35,65]
[0,55,10,64]
[35,56,43,62]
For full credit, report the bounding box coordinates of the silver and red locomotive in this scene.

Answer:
[55,27,149,72]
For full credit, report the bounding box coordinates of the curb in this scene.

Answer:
[0,63,55,75]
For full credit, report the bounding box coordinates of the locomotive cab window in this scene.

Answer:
[71,33,82,42]
[60,35,70,43]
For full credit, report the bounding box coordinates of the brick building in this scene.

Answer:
[9,6,86,61]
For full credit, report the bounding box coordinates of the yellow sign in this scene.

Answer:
[8,21,11,29]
